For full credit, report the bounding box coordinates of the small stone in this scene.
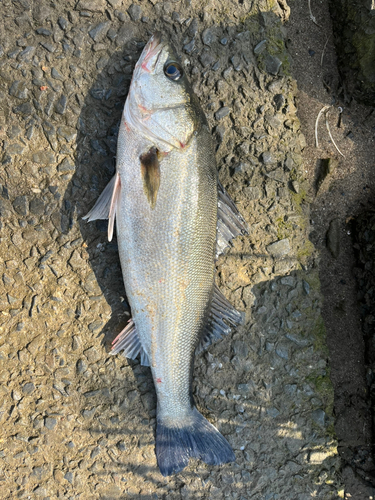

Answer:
[76,0,106,12]
[55,95,67,114]
[58,17,68,30]
[215,106,230,120]
[32,151,55,164]
[88,320,103,332]
[265,54,282,75]
[117,440,126,451]
[69,250,86,270]
[267,407,280,418]
[6,143,24,155]
[244,186,261,200]
[128,4,142,21]
[57,157,75,173]
[267,238,291,257]
[183,39,195,54]
[199,51,214,67]
[273,94,285,110]
[89,22,110,42]
[202,28,215,46]
[84,346,101,363]
[303,280,310,295]
[29,198,45,216]
[231,55,243,71]
[0,198,13,217]
[326,219,340,258]
[44,417,57,429]
[254,39,267,54]
[82,407,96,419]
[187,18,198,37]
[220,38,228,45]
[13,102,33,115]
[40,42,56,53]
[51,67,65,81]
[64,471,73,484]
[275,342,289,359]
[36,27,52,36]
[311,409,326,427]
[261,151,275,164]
[22,382,35,394]
[18,46,35,61]
[9,81,28,99]
[292,180,299,193]
[57,126,76,142]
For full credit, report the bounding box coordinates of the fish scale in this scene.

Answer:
[84,33,248,476]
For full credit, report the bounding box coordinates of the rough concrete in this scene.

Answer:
[0,0,343,498]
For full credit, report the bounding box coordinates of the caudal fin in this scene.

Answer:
[156,407,235,476]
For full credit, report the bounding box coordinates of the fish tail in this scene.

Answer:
[156,407,235,476]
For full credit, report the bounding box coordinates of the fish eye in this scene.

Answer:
[164,62,183,81]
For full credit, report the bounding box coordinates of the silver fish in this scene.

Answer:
[84,33,248,476]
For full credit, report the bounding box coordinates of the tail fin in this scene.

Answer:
[156,407,235,476]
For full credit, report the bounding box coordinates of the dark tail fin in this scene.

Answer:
[156,407,235,476]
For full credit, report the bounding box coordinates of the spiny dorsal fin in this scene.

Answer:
[140,146,160,210]
[216,181,248,258]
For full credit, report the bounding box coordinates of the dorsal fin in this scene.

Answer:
[197,285,244,353]
[216,181,248,258]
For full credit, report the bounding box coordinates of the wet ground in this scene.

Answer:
[0,0,372,498]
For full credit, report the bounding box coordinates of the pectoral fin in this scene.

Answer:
[140,147,160,209]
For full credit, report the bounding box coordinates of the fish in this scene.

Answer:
[83,32,248,476]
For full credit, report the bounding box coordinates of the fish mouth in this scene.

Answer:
[140,32,166,73]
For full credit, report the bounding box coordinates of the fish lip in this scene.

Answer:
[140,32,166,73]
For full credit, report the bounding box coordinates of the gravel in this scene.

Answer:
[0,0,342,498]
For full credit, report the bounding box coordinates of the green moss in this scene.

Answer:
[276,216,294,239]
[312,316,329,357]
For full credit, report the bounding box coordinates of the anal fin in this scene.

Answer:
[216,181,248,257]
[197,285,244,353]
[111,319,150,367]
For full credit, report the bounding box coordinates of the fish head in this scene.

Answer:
[124,33,205,151]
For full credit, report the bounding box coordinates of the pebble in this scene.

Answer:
[51,67,65,81]
[128,4,142,22]
[199,51,215,68]
[187,18,198,37]
[29,198,45,216]
[254,39,267,54]
[22,382,35,394]
[44,417,57,429]
[76,0,106,12]
[261,151,276,164]
[89,22,110,42]
[214,106,230,120]
[267,238,291,257]
[265,55,282,75]
[36,28,52,36]
[201,28,215,46]
[9,81,28,99]
[183,39,195,54]
[55,95,67,114]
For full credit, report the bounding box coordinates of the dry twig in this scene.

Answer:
[325,108,345,157]
[308,0,322,27]
[315,105,330,148]
[321,36,330,66]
